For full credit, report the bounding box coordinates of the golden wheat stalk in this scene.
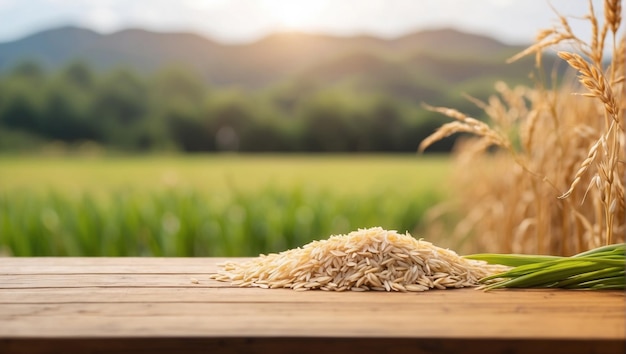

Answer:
[422,0,624,255]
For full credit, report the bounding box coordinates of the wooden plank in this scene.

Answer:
[1,288,623,340]
[0,274,232,289]
[1,301,623,339]
[0,286,623,305]
[0,284,622,307]
[0,257,624,354]
[0,257,240,275]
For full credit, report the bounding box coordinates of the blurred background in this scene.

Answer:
[0,1,598,256]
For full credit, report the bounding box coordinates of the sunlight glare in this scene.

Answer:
[259,0,331,30]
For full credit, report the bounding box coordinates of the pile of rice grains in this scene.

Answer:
[210,227,510,292]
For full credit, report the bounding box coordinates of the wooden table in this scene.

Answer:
[1,258,624,354]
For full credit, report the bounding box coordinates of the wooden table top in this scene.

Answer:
[1,257,624,354]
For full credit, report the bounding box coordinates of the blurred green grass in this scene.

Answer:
[0,154,450,256]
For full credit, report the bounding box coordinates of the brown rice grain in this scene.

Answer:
[210,227,509,292]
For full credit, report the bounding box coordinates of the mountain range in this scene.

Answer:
[0,26,542,99]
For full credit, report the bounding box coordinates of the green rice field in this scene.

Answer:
[0,154,450,256]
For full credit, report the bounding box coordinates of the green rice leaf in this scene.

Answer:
[483,261,608,289]
[573,243,625,258]
[470,243,625,291]
[464,253,562,267]
[553,268,625,288]
[569,274,626,289]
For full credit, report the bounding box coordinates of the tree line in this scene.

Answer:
[0,61,458,153]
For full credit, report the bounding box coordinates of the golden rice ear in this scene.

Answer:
[558,52,619,118]
[605,0,622,34]
[585,0,605,67]
[418,104,512,154]
[558,138,601,199]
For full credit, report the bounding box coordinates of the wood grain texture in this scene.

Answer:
[0,257,624,354]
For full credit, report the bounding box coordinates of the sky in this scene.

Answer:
[0,0,617,45]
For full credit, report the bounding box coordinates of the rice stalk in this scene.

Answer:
[422,1,625,256]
